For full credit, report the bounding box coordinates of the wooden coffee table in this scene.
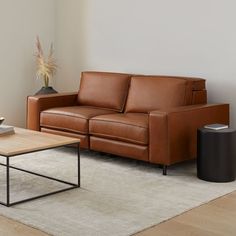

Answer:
[0,128,80,207]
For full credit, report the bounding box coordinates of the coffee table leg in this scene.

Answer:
[0,144,80,207]
[77,144,80,187]
[6,157,10,206]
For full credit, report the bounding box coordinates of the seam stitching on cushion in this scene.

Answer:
[90,132,148,145]
[42,112,89,120]
[40,125,87,134]
[41,127,87,138]
[91,118,148,129]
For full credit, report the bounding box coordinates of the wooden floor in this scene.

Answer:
[135,190,236,236]
[1,190,236,236]
[0,215,48,236]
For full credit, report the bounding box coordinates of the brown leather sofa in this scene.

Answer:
[27,71,229,174]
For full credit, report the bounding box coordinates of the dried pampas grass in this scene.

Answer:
[35,36,57,87]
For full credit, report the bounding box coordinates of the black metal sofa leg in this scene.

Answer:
[163,165,167,175]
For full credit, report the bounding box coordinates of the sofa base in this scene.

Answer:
[90,136,149,161]
[41,128,89,149]
[91,137,169,174]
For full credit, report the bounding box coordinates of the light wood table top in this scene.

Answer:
[0,128,80,157]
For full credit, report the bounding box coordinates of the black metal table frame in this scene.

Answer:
[0,143,80,207]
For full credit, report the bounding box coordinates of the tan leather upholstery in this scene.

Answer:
[192,90,207,104]
[90,113,148,145]
[41,127,89,148]
[41,106,116,134]
[125,76,206,113]
[78,71,131,111]
[149,104,229,165]
[26,71,229,169]
[90,136,149,161]
[27,92,78,131]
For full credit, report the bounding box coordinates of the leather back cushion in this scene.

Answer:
[125,76,189,113]
[78,72,131,111]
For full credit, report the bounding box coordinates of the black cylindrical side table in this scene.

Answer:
[197,127,236,182]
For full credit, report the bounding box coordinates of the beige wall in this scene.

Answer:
[55,0,85,91]
[1,1,236,127]
[55,0,236,126]
[0,0,55,127]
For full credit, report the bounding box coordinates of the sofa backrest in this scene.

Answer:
[78,71,131,112]
[125,76,206,113]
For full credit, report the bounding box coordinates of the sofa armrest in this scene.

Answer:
[149,104,229,165]
[27,92,78,131]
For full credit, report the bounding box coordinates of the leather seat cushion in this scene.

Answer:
[40,106,116,134]
[89,113,149,145]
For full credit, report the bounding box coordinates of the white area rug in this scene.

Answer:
[0,147,236,236]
